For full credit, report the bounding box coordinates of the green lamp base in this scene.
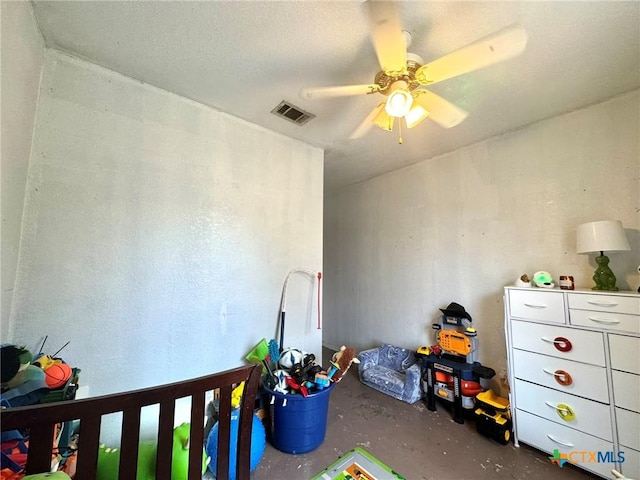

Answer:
[592,254,619,291]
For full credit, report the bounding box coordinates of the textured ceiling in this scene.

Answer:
[31,1,640,191]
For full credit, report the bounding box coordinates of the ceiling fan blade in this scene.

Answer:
[415,24,528,86]
[300,84,380,100]
[412,90,468,129]
[363,0,407,75]
[349,102,386,139]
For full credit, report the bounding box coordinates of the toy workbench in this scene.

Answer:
[418,303,495,424]
[311,447,405,480]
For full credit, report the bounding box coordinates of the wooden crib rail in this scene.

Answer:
[1,363,262,480]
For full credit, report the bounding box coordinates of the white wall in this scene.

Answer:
[7,51,324,411]
[1,1,45,341]
[324,90,640,387]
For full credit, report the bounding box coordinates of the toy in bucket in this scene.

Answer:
[246,339,277,387]
[263,380,334,454]
[261,345,359,455]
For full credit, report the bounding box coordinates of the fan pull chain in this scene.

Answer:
[398,118,403,144]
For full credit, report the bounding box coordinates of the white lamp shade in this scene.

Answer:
[576,220,631,254]
[385,81,413,118]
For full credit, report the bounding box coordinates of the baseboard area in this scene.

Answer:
[322,341,340,352]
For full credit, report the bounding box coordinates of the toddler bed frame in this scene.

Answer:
[1,363,262,480]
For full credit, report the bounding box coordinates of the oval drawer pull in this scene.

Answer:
[541,336,573,352]
[543,368,573,386]
[587,300,618,308]
[547,434,574,447]
[545,401,576,421]
[587,317,621,325]
[524,303,547,309]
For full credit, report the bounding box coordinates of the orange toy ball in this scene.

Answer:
[45,363,72,389]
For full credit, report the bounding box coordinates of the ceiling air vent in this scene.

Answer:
[271,101,315,126]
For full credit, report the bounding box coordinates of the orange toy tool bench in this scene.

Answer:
[422,354,494,424]
[418,302,495,424]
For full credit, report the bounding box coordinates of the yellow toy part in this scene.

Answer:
[436,330,473,356]
[474,389,512,445]
[34,355,63,371]
[231,381,245,409]
[416,346,431,356]
[475,389,510,413]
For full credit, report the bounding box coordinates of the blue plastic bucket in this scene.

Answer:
[263,382,334,454]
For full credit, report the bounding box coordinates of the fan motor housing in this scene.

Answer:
[375,55,423,95]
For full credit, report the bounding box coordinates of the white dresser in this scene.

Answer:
[504,287,640,479]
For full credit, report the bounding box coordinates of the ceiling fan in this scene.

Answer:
[300,1,527,143]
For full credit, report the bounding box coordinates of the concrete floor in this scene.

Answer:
[251,349,600,480]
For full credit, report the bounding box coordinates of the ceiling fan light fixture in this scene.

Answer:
[385,81,413,117]
[302,2,527,143]
[404,103,430,129]
[373,107,394,131]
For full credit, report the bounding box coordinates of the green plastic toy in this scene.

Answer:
[96,423,206,480]
[23,473,71,480]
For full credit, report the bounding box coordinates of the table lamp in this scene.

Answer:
[576,220,630,291]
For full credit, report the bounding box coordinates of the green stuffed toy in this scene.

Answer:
[96,442,156,480]
[171,423,208,480]
[96,423,207,480]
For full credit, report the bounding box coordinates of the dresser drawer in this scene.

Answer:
[511,320,605,366]
[570,309,640,334]
[512,349,609,402]
[616,407,640,450]
[515,410,617,478]
[568,293,640,315]
[612,370,640,413]
[609,334,640,374]
[508,289,565,324]
[514,379,612,441]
